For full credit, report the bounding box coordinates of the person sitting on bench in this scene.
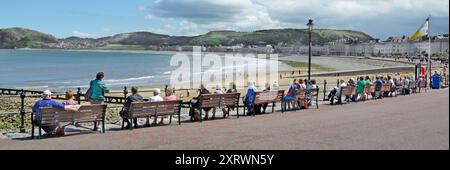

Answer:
[120,87,144,129]
[191,84,212,120]
[149,88,164,124]
[244,82,258,115]
[32,90,79,136]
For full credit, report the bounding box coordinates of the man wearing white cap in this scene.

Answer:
[32,90,79,135]
[148,88,164,125]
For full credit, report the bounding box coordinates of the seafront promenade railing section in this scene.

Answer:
[5,75,443,134]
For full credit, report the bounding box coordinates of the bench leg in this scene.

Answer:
[272,102,275,113]
[93,121,98,131]
[178,112,181,125]
[236,106,239,118]
[200,109,203,122]
[102,119,105,133]
[169,115,173,124]
[316,98,319,109]
[31,122,35,139]
[38,125,42,139]
[130,118,134,130]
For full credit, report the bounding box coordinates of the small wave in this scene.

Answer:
[163,71,172,75]
[104,76,155,83]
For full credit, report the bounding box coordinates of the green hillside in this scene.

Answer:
[0,27,374,49]
[0,27,58,48]
[190,29,373,46]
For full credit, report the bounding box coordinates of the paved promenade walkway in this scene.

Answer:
[1,89,448,150]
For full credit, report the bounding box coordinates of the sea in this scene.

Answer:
[0,49,287,90]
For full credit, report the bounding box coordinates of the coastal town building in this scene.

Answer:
[273,34,449,58]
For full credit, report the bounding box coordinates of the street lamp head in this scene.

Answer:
[307,19,314,31]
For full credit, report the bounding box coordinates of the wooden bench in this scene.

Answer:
[380,83,393,97]
[332,86,356,104]
[31,104,107,139]
[295,88,320,109]
[124,100,182,129]
[191,93,240,121]
[409,82,417,93]
[362,85,375,100]
[418,81,427,93]
[248,90,284,116]
[221,93,241,118]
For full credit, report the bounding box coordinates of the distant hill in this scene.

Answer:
[0,27,58,48]
[0,27,373,49]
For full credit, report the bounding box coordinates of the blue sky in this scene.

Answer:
[1,0,448,39]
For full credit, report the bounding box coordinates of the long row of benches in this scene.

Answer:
[331,81,428,104]
[32,88,321,139]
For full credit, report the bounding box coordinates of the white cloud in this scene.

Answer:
[72,31,96,38]
[143,0,449,38]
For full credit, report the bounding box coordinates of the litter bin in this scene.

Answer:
[432,74,441,89]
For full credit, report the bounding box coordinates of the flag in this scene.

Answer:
[408,17,430,42]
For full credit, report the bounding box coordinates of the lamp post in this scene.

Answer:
[307,19,314,80]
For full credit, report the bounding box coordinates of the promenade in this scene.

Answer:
[0,88,448,150]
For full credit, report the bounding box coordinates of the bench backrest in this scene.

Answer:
[418,81,427,88]
[199,94,223,108]
[380,84,392,92]
[254,91,279,104]
[130,100,182,118]
[275,90,285,102]
[340,86,356,96]
[75,104,107,123]
[198,93,241,108]
[409,82,417,89]
[39,104,106,125]
[221,93,240,107]
[363,85,375,94]
[39,108,73,126]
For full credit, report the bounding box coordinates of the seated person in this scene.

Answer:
[244,82,258,114]
[222,82,238,118]
[32,90,79,136]
[62,90,79,105]
[214,84,224,94]
[120,87,144,129]
[329,79,347,104]
[149,88,164,124]
[163,89,177,101]
[57,90,80,136]
[284,79,299,110]
[190,84,212,120]
[260,83,271,114]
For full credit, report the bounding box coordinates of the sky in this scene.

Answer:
[0,0,448,40]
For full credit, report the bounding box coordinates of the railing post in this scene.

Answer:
[19,90,26,133]
[323,80,327,101]
[123,86,128,100]
[76,87,82,104]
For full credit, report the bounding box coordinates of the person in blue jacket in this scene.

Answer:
[245,81,258,115]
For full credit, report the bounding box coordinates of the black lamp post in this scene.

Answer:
[307,19,314,80]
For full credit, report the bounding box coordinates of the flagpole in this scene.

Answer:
[428,16,432,89]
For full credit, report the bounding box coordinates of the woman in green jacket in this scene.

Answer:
[89,72,110,104]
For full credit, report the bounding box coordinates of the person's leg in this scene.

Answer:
[262,104,268,113]
[159,116,164,124]
[133,118,139,127]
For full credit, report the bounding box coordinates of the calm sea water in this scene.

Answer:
[0,49,287,90]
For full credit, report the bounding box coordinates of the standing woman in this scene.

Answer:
[89,72,110,104]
